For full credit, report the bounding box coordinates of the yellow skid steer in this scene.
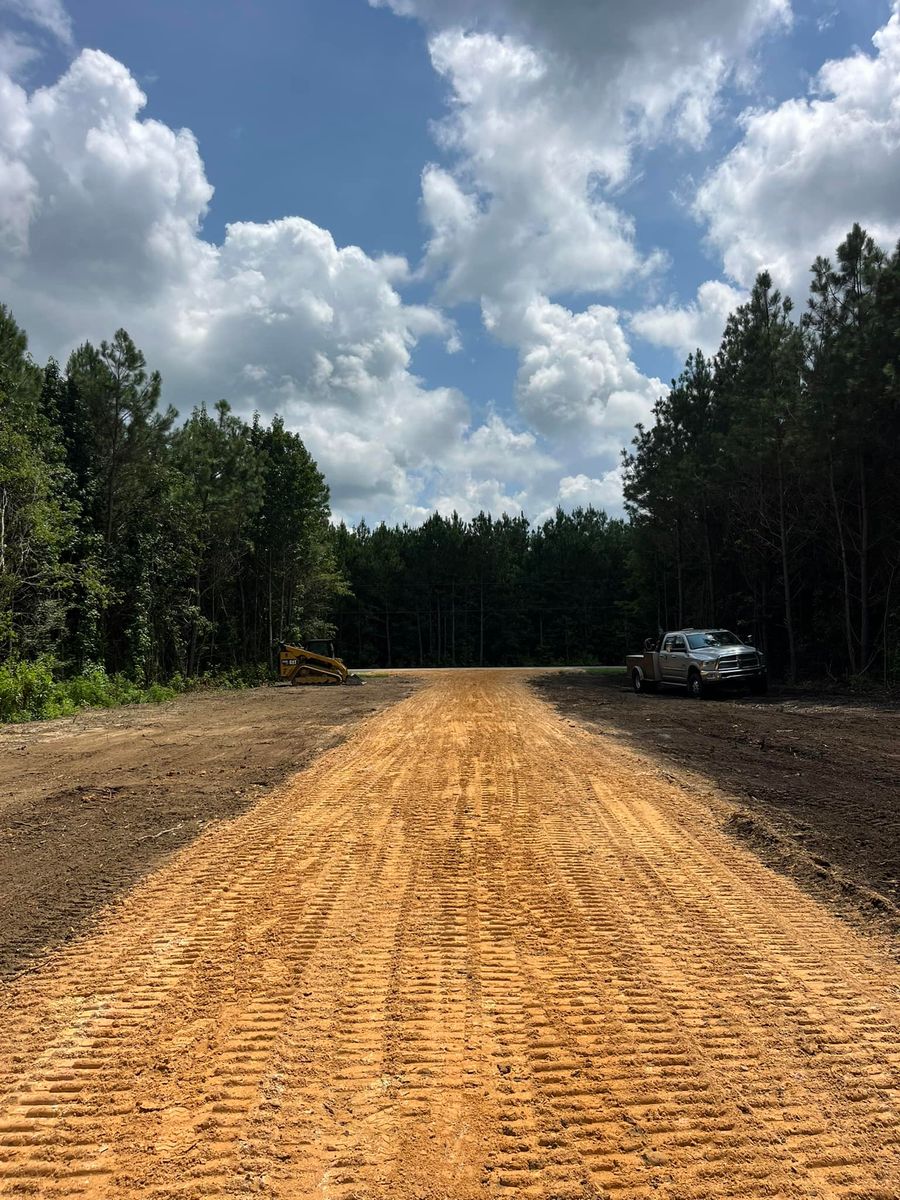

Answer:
[278,640,363,686]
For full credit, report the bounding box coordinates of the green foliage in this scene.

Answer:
[0,658,55,721]
[3,222,898,701]
[624,225,900,683]
[0,659,141,721]
[331,506,633,668]
[0,304,43,424]
[0,312,346,721]
[0,657,268,723]
[0,324,79,662]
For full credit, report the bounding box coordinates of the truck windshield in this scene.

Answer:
[686,630,743,649]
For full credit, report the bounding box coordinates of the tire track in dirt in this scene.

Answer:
[1,671,900,1197]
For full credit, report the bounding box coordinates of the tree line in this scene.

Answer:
[0,310,342,686]
[1,221,898,694]
[331,509,632,668]
[623,224,900,683]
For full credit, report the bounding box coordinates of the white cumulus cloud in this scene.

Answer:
[0,37,675,523]
[489,295,662,454]
[373,0,792,515]
[1,0,73,46]
[695,2,900,295]
[15,0,889,526]
[433,475,529,521]
[387,0,791,309]
[0,49,491,524]
[419,31,656,308]
[557,469,626,511]
[631,280,745,360]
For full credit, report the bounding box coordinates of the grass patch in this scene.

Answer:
[0,658,268,723]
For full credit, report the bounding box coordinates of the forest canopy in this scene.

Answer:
[0,317,341,691]
[1,223,898,699]
[623,224,900,685]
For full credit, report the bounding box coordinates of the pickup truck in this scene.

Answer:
[626,628,767,699]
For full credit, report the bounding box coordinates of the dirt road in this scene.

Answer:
[0,676,414,979]
[2,671,900,1198]
[535,671,900,947]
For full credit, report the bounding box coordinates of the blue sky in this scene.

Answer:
[1,0,899,522]
[59,2,443,256]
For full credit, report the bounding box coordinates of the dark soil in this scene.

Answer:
[0,677,416,979]
[534,670,900,951]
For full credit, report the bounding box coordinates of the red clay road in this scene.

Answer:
[1,670,899,1198]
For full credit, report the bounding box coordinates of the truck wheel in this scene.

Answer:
[750,676,768,696]
[632,670,657,694]
[687,670,705,699]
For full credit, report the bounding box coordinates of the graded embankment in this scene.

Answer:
[1,671,898,1197]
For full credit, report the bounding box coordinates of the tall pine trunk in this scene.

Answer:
[858,451,870,670]
[702,506,715,623]
[829,454,858,673]
[776,447,797,682]
[479,581,484,667]
[451,583,456,665]
[267,551,273,669]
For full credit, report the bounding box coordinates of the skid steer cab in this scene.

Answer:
[278,640,363,686]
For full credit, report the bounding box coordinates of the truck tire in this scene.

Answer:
[750,676,768,696]
[632,669,657,694]
[687,670,705,699]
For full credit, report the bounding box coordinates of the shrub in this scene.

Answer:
[0,658,58,721]
[66,666,116,708]
[0,658,268,723]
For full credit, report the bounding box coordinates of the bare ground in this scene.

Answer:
[0,677,416,980]
[1,670,900,1197]
[534,670,900,951]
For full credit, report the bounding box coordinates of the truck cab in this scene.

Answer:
[627,628,767,698]
[659,631,691,683]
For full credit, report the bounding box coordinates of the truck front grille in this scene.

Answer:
[718,652,758,671]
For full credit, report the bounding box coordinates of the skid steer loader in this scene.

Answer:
[278,640,363,686]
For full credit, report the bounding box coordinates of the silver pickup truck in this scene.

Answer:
[626,628,767,699]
